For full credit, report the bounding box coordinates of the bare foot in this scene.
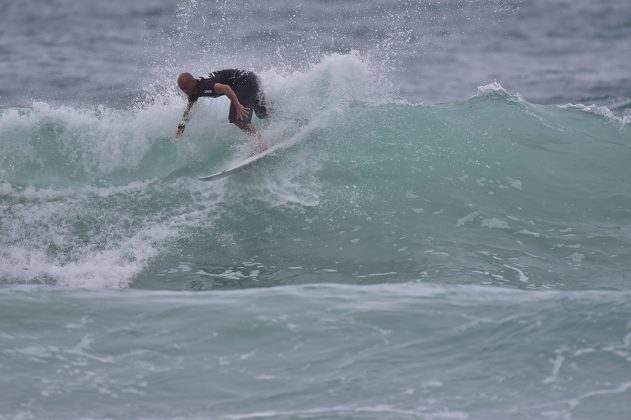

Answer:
[252,140,269,155]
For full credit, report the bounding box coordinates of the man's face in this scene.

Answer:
[180,78,196,96]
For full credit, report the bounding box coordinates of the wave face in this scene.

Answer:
[1,54,630,290]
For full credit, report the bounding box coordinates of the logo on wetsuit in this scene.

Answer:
[204,72,217,94]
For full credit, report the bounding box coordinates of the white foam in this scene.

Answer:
[507,177,523,190]
[222,404,468,420]
[518,229,541,238]
[567,382,631,410]
[456,211,480,227]
[558,103,628,125]
[481,218,510,229]
[503,264,529,283]
[0,177,225,288]
[1,223,176,288]
[476,81,509,96]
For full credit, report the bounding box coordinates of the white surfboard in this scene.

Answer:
[198,141,287,181]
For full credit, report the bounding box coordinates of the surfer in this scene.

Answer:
[175,70,270,142]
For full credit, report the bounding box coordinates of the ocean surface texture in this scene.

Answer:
[1,0,630,419]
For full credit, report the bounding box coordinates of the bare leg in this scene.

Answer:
[233,122,268,154]
[233,121,257,135]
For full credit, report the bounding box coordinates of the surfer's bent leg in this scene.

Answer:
[253,97,269,119]
[233,121,257,135]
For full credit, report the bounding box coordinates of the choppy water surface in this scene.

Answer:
[1,0,630,419]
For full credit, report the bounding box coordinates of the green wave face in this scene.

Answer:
[1,57,630,290]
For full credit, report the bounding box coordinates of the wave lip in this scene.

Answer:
[559,102,631,125]
[474,81,515,98]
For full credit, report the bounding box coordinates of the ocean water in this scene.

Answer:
[1,0,631,419]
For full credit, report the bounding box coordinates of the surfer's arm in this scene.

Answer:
[213,83,250,121]
[176,101,195,139]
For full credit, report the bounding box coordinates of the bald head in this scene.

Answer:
[177,72,196,96]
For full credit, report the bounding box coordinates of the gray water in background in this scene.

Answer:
[1,0,630,108]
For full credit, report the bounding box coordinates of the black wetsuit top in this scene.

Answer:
[188,69,269,122]
[188,69,250,103]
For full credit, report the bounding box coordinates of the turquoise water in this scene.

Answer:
[2,61,629,290]
[2,0,631,418]
[2,57,630,419]
[2,284,630,419]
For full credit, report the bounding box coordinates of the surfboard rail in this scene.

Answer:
[198,141,287,181]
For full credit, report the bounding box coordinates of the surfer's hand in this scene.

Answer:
[176,124,185,139]
[235,103,250,121]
